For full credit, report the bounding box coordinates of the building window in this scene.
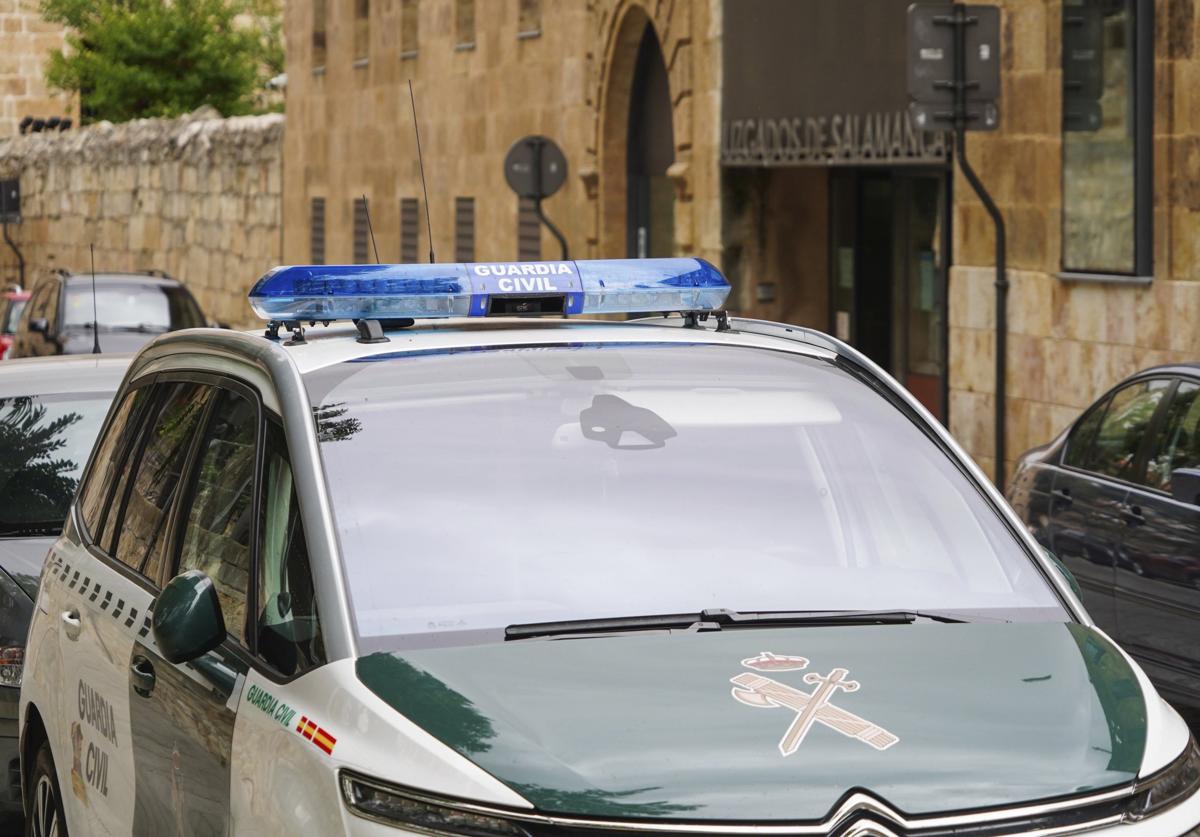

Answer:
[400,198,420,263]
[455,197,475,262]
[517,0,541,38]
[310,198,326,265]
[354,0,370,63]
[401,0,419,58]
[517,197,540,260]
[456,0,475,49]
[353,197,370,264]
[313,0,327,70]
[1061,0,1152,277]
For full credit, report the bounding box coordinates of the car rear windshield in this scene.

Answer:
[306,343,1065,648]
[0,392,113,535]
[64,282,204,331]
[2,299,26,334]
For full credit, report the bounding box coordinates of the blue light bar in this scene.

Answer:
[247,258,730,322]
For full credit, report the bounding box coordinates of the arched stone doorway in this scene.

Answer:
[597,6,675,258]
[626,27,674,257]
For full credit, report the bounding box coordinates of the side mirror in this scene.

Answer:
[1170,468,1200,506]
[151,570,226,664]
[28,318,48,334]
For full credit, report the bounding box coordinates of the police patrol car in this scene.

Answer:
[18,258,1200,836]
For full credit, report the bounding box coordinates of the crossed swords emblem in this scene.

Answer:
[731,652,899,755]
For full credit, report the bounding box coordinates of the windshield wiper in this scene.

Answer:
[0,522,62,538]
[77,323,168,334]
[505,607,970,641]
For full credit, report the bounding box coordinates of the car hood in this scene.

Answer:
[357,623,1146,821]
[0,536,52,600]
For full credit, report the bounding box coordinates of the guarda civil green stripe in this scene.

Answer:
[357,623,1147,820]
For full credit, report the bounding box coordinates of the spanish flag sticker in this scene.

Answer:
[296,715,337,756]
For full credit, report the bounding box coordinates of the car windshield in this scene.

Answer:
[64,282,204,331]
[2,299,26,334]
[306,343,1065,649]
[0,392,113,535]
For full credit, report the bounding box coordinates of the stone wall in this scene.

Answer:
[949,0,1200,483]
[0,110,283,328]
[0,0,77,138]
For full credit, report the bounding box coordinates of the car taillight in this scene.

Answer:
[0,647,22,688]
[0,570,33,688]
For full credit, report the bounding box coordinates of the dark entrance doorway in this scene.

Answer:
[626,26,674,258]
[830,170,950,421]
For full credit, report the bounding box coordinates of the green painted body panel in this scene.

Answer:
[356,624,1146,821]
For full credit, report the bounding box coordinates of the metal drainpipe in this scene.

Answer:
[1,222,24,289]
[952,3,1009,490]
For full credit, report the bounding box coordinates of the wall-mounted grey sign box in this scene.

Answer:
[0,179,18,223]
[907,3,1001,132]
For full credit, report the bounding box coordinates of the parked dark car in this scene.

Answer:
[0,290,28,360]
[0,354,128,827]
[9,271,206,358]
[1009,364,1200,713]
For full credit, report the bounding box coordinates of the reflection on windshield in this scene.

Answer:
[64,283,202,331]
[305,344,1066,646]
[0,394,112,534]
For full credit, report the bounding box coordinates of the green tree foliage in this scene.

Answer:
[41,0,283,123]
[0,398,82,533]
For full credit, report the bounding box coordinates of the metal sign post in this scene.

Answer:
[504,136,569,260]
[907,3,1008,488]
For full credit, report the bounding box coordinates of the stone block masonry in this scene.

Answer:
[0,109,283,328]
[0,0,78,139]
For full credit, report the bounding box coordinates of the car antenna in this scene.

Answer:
[408,79,436,264]
[89,243,100,354]
[361,194,381,264]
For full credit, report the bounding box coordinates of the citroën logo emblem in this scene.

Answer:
[731,651,899,755]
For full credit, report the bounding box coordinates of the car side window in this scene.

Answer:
[257,420,325,676]
[112,382,212,579]
[176,388,257,645]
[23,281,53,325]
[1143,382,1200,492]
[1087,379,1170,481]
[78,385,152,539]
[1063,397,1109,469]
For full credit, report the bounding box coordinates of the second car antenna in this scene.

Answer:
[89,243,100,354]
[361,194,381,264]
[409,79,436,264]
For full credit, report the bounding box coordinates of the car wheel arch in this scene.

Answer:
[20,702,49,806]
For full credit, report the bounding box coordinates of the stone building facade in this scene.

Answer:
[0,0,77,138]
[0,111,283,327]
[948,0,1200,482]
[282,0,722,270]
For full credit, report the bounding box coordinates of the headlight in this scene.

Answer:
[341,773,530,837]
[1126,737,1200,820]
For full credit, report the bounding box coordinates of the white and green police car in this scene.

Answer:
[18,259,1200,836]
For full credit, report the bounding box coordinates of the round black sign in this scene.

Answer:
[504,136,567,199]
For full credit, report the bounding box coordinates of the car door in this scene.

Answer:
[1114,378,1200,707]
[127,381,257,837]
[55,378,211,836]
[1045,379,1172,628]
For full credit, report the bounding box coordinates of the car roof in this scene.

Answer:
[61,272,182,288]
[1136,362,1200,378]
[0,354,132,397]
[233,317,840,377]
